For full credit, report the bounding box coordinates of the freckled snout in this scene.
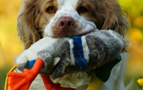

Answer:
[51,16,94,38]
[58,17,74,31]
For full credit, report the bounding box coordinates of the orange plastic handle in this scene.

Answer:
[7,58,44,90]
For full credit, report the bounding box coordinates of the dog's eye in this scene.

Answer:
[46,6,56,13]
[77,6,88,14]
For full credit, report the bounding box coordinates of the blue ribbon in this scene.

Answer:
[72,36,87,70]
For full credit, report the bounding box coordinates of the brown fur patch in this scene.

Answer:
[76,0,128,36]
[93,0,129,36]
[36,0,58,30]
[76,0,103,29]
[17,0,58,49]
[17,0,128,49]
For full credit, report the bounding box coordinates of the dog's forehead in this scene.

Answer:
[57,0,79,9]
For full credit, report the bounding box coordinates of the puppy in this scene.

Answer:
[16,0,129,90]
[17,0,128,49]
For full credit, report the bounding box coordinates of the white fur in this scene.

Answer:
[82,36,90,63]
[44,0,96,37]
[68,39,75,66]
[15,0,126,90]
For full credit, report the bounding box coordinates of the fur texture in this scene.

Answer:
[16,0,129,90]
[17,0,128,49]
[16,30,126,89]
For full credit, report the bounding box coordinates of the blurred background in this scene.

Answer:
[0,0,143,89]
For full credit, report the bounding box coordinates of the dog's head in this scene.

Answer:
[37,0,99,38]
[17,0,128,49]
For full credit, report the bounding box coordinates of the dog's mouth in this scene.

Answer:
[51,29,94,38]
[45,15,97,38]
[51,22,96,38]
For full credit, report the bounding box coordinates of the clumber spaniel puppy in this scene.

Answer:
[16,0,129,90]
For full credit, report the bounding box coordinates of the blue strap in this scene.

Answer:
[72,36,88,70]
[25,59,36,69]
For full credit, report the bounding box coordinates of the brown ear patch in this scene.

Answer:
[101,10,118,30]
[89,0,129,36]
[35,12,42,29]
[100,0,129,36]
[17,0,42,49]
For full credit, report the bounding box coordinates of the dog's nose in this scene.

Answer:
[58,17,74,31]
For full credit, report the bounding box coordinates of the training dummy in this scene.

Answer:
[6,29,126,90]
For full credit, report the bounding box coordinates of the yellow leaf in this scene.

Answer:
[137,78,143,86]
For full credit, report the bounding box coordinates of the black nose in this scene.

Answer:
[58,17,74,31]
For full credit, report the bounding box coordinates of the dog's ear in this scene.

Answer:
[101,0,129,37]
[17,0,42,49]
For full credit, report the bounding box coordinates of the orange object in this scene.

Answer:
[7,58,75,90]
[7,58,44,90]
[41,75,76,90]
[5,64,18,90]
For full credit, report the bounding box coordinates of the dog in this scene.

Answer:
[16,0,129,90]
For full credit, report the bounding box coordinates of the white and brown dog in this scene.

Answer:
[16,0,129,90]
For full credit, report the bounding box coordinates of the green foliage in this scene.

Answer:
[0,66,11,90]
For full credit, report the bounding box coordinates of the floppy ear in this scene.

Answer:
[101,0,129,37]
[17,0,42,49]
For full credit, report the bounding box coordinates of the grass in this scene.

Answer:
[0,66,11,90]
